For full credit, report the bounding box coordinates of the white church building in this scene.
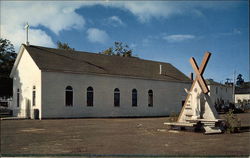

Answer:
[10,44,192,119]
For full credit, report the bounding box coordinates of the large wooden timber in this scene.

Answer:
[165,52,223,134]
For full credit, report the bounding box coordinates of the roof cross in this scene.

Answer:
[190,52,211,94]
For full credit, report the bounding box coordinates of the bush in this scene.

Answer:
[224,109,241,133]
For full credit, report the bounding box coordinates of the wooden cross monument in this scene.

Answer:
[165,52,224,134]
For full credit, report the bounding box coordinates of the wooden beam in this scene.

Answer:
[177,52,212,122]
[199,52,211,74]
[190,58,209,94]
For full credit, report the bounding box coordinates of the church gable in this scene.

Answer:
[10,45,40,79]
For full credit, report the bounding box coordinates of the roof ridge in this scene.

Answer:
[25,44,173,65]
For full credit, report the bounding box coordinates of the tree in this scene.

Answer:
[0,38,16,75]
[100,41,133,57]
[57,41,75,51]
[236,74,244,86]
[0,38,17,97]
[102,47,114,56]
[225,78,233,85]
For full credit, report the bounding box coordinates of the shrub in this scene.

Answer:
[224,109,241,133]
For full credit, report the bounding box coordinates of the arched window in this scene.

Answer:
[65,86,73,106]
[32,86,36,106]
[148,90,153,107]
[87,86,94,106]
[17,89,20,107]
[132,89,137,107]
[114,88,120,107]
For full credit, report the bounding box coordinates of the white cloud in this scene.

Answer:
[105,1,231,23]
[1,1,236,50]
[212,28,242,38]
[1,1,85,50]
[163,34,195,42]
[119,2,183,23]
[87,28,109,44]
[105,16,125,27]
[2,1,85,34]
[1,25,55,49]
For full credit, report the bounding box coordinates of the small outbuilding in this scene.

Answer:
[10,44,192,119]
[235,82,250,106]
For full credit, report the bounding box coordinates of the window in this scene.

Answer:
[216,87,218,94]
[114,88,120,107]
[32,86,36,106]
[87,86,94,106]
[148,90,153,107]
[65,86,73,106]
[132,89,137,107]
[17,89,20,107]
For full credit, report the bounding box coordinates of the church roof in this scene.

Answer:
[22,44,191,83]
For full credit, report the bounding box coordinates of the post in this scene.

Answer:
[232,70,236,103]
[190,72,193,80]
[159,64,162,75]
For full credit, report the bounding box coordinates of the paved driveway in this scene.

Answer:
[1,113,250,156]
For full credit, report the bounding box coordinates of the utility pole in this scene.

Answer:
[232,70,236,103]
[24,22,30,46]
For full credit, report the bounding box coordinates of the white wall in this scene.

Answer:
[235,94,250,103]
[208,85,233,105]
[41,71,191,118]
[12,49,41,119]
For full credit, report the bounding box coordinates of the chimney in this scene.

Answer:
[159,64,162,75]
[190,72,193,80]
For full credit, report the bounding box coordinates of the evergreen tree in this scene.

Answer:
[236,74,244,86]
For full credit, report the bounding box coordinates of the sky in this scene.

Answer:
[1,1,249,83]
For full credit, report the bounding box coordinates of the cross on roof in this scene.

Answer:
[190,52,211,94]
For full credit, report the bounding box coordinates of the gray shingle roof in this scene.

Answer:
[205,79,223,86]
[235,82,250,94]
[24,45,191,83]
[205,79,232,87]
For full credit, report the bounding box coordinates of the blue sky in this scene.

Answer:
[1,1,249,82]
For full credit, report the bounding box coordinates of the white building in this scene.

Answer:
[10,44,192,119]
[206,79,233,106]
[235,82,250,106]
